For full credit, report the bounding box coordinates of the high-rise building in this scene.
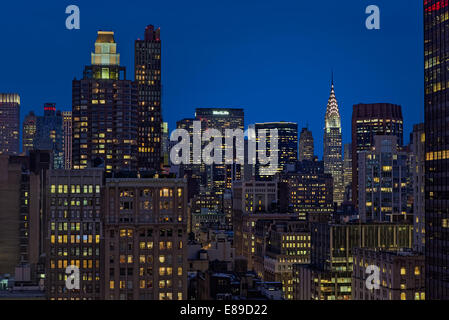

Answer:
[255,122,298,179]
[351,103,403,207]
[22,111,37,154]
[343,143,352,202]
[103,177,188,300]
[195,108,244,193]
[63,111,72,169]
[0,93,20,155]
[358,136,412,223]
[34,104,64,169]
[135,25,162,172]
[424,0,449,299]
[323,81,344,205]
[72,31,138,172]
[411,123,425,254]
[298,127,314,161]
[46,169,104,300]
[176,118,202,200]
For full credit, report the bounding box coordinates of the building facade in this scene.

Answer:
[255,122,298,179]
[135,25,162,172]
[0,93,20,155]
[72,31,138,172]
[294,222,413,300]
[352,103,403,207]
[103,177,188,300]
[424,0,449,299]
[352,248,425,300]
[358,136,412,223]
[34,104,64,169]
[23,111,37,155]
[63,111,73,169]
[411,123,425,254]
[323,82,344,205]
[343,143,352,202]
[298,127,314,162]
[263,220,310,300]
[46,169,104,300]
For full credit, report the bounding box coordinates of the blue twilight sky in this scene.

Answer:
[0,0,423,157]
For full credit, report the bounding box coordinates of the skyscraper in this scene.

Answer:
[424,0,449,299]
[343,143,352,202]
[255,122,298,179]
[0,93,20,155]
[72,31,138,172]
[323,80,343,205]
[135,25,162,173]
[299,127,314,161]
[34,104,64,169]
[63,111,72,169]
[196,108,244,193]
[411,123,425,254]
[358,135,411,223]
[351,103,403,208]
[22,111,37,154]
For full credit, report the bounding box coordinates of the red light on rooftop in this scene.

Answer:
[425,0,448,12]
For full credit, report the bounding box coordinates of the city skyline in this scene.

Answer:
[0,0,423,158]
[0,1,436,303]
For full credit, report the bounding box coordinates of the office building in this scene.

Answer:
[411,123,425,253]
[255,122,298,179]
[23,111,37,154]
[298,127,314,161]
[424,0,449,299]
[103,177,188,300]
[196,108,244,193]
[352,103,403,207]
[358,136,412,223]
[323,81,344,205]
[263,220,310,300]
[0,93,20,155]
[63,111,72,169]
[34,104,64,169]
[135,25,163,172]
[280,170,334,222]
[72,31,138,172]
[343,143,352,202]
[46,169,104,300]
[293,222,413,300]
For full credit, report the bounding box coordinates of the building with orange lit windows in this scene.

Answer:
[135,25,163,173]
[72,31,138,172]
[103,177,188,300]
[46,169,104,300]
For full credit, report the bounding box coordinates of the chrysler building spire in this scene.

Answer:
[324,75,344,205]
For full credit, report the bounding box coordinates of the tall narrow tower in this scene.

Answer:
[323,77,344,205]
[135,25,162,173]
